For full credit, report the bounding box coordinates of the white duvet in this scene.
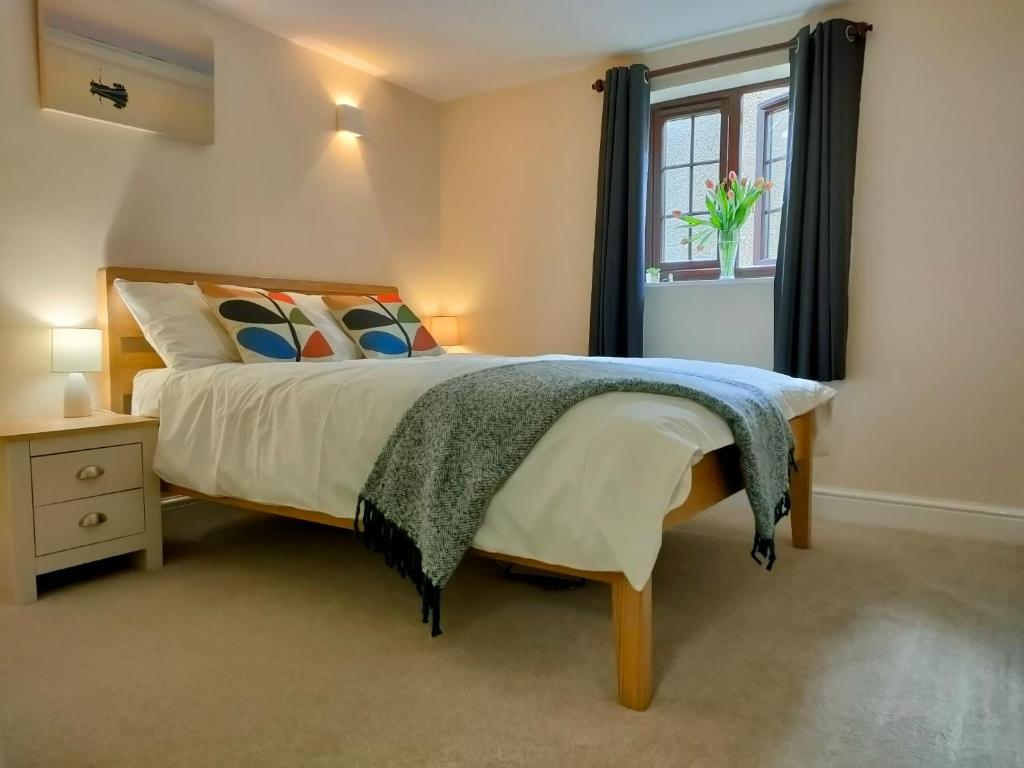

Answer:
[136,355,834,589]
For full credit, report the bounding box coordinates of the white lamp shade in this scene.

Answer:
[336,104,365,136]
[429,316,461,347]
[51,328,103,373]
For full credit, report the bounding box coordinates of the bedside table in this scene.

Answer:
[0,412,162,604]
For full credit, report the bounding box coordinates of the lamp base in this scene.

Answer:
[63,372,92,418]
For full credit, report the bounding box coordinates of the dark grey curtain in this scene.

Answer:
[774,21,867,380]
[589,64,650,358]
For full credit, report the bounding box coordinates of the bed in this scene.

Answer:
[97,266,831,711]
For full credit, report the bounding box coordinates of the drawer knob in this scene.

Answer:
[77,465,106,480]
[78,512,108,528]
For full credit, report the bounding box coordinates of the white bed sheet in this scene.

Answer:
[135,355,834,589]
[133,368,174,417]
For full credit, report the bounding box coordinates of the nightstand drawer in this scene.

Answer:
[31,444,143,506]
[34,489,145,556]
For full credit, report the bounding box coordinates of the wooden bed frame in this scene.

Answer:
[97,266,814,711]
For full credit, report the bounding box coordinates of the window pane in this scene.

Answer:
[767,158,787,210]
[692,112,721,163]
[770,108,789,159]
[663,167,690,215]
[691,163,718,211]
[740,86,788,180]
[662,219,690,262]
[766,211,782,262]
[663,117,692,166]
[738,216,756,268]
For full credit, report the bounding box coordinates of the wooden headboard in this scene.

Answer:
[97,267,397,414]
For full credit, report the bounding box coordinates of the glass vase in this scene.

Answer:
[719,230,739,279]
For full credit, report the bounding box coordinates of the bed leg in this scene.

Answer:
[790,440,813,550]
[612,576,652,711]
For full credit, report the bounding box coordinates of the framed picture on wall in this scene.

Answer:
[37,0,215,144]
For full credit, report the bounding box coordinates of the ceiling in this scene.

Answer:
[203,0,828,102]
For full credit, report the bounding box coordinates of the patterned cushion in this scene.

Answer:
[196,282,337,363]
[322,293,443,358]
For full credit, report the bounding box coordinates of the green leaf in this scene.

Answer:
[717,187,731,228]
[690,227,715,248]
[288,307,313,327]
[679,214,707,227]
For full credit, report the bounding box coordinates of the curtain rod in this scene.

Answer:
[591,21,872,93]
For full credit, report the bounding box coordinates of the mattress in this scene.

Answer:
[135,355,834,588]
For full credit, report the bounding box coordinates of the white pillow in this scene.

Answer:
[115,279,240,370]
[287,292,362,360]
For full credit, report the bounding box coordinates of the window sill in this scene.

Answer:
[645,276,774,288]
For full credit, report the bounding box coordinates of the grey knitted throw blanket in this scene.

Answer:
[356,360,795,636]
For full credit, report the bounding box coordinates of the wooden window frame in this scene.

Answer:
[752,93,790,270]
[648,79,788,281]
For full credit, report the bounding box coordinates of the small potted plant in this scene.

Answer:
[645,267,661,284]
[672,172,773,279]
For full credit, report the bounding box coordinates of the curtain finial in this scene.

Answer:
[845,22,873,42]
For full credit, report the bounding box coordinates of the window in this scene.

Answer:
[648,81,789,280]
[753,93,789,271]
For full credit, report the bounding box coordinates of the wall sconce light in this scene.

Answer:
[51,328,102,418]
[336,104,365,137]
[429,316,462,348]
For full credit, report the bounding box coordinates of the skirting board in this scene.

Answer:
[704,486,1024,545]
[812,486,1024,545]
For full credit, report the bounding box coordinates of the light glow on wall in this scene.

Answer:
[292,37,387,78]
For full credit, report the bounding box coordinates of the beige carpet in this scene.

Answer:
[1,502,1021,768]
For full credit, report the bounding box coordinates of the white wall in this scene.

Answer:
[644,280,774,368]
[2,0,1021,515]
[0,0,441,420]
[440,67,604,355]
[440,0,1024,511]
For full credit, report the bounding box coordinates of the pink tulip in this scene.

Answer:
[754,177,765,188]
[765,180,775,191]
[705,179,716,191]
[671,209,683,218]
[728,171,737,182]
[727,189,735,200]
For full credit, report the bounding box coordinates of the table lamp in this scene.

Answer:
[51,328,102,418]
[429,316,461,348]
